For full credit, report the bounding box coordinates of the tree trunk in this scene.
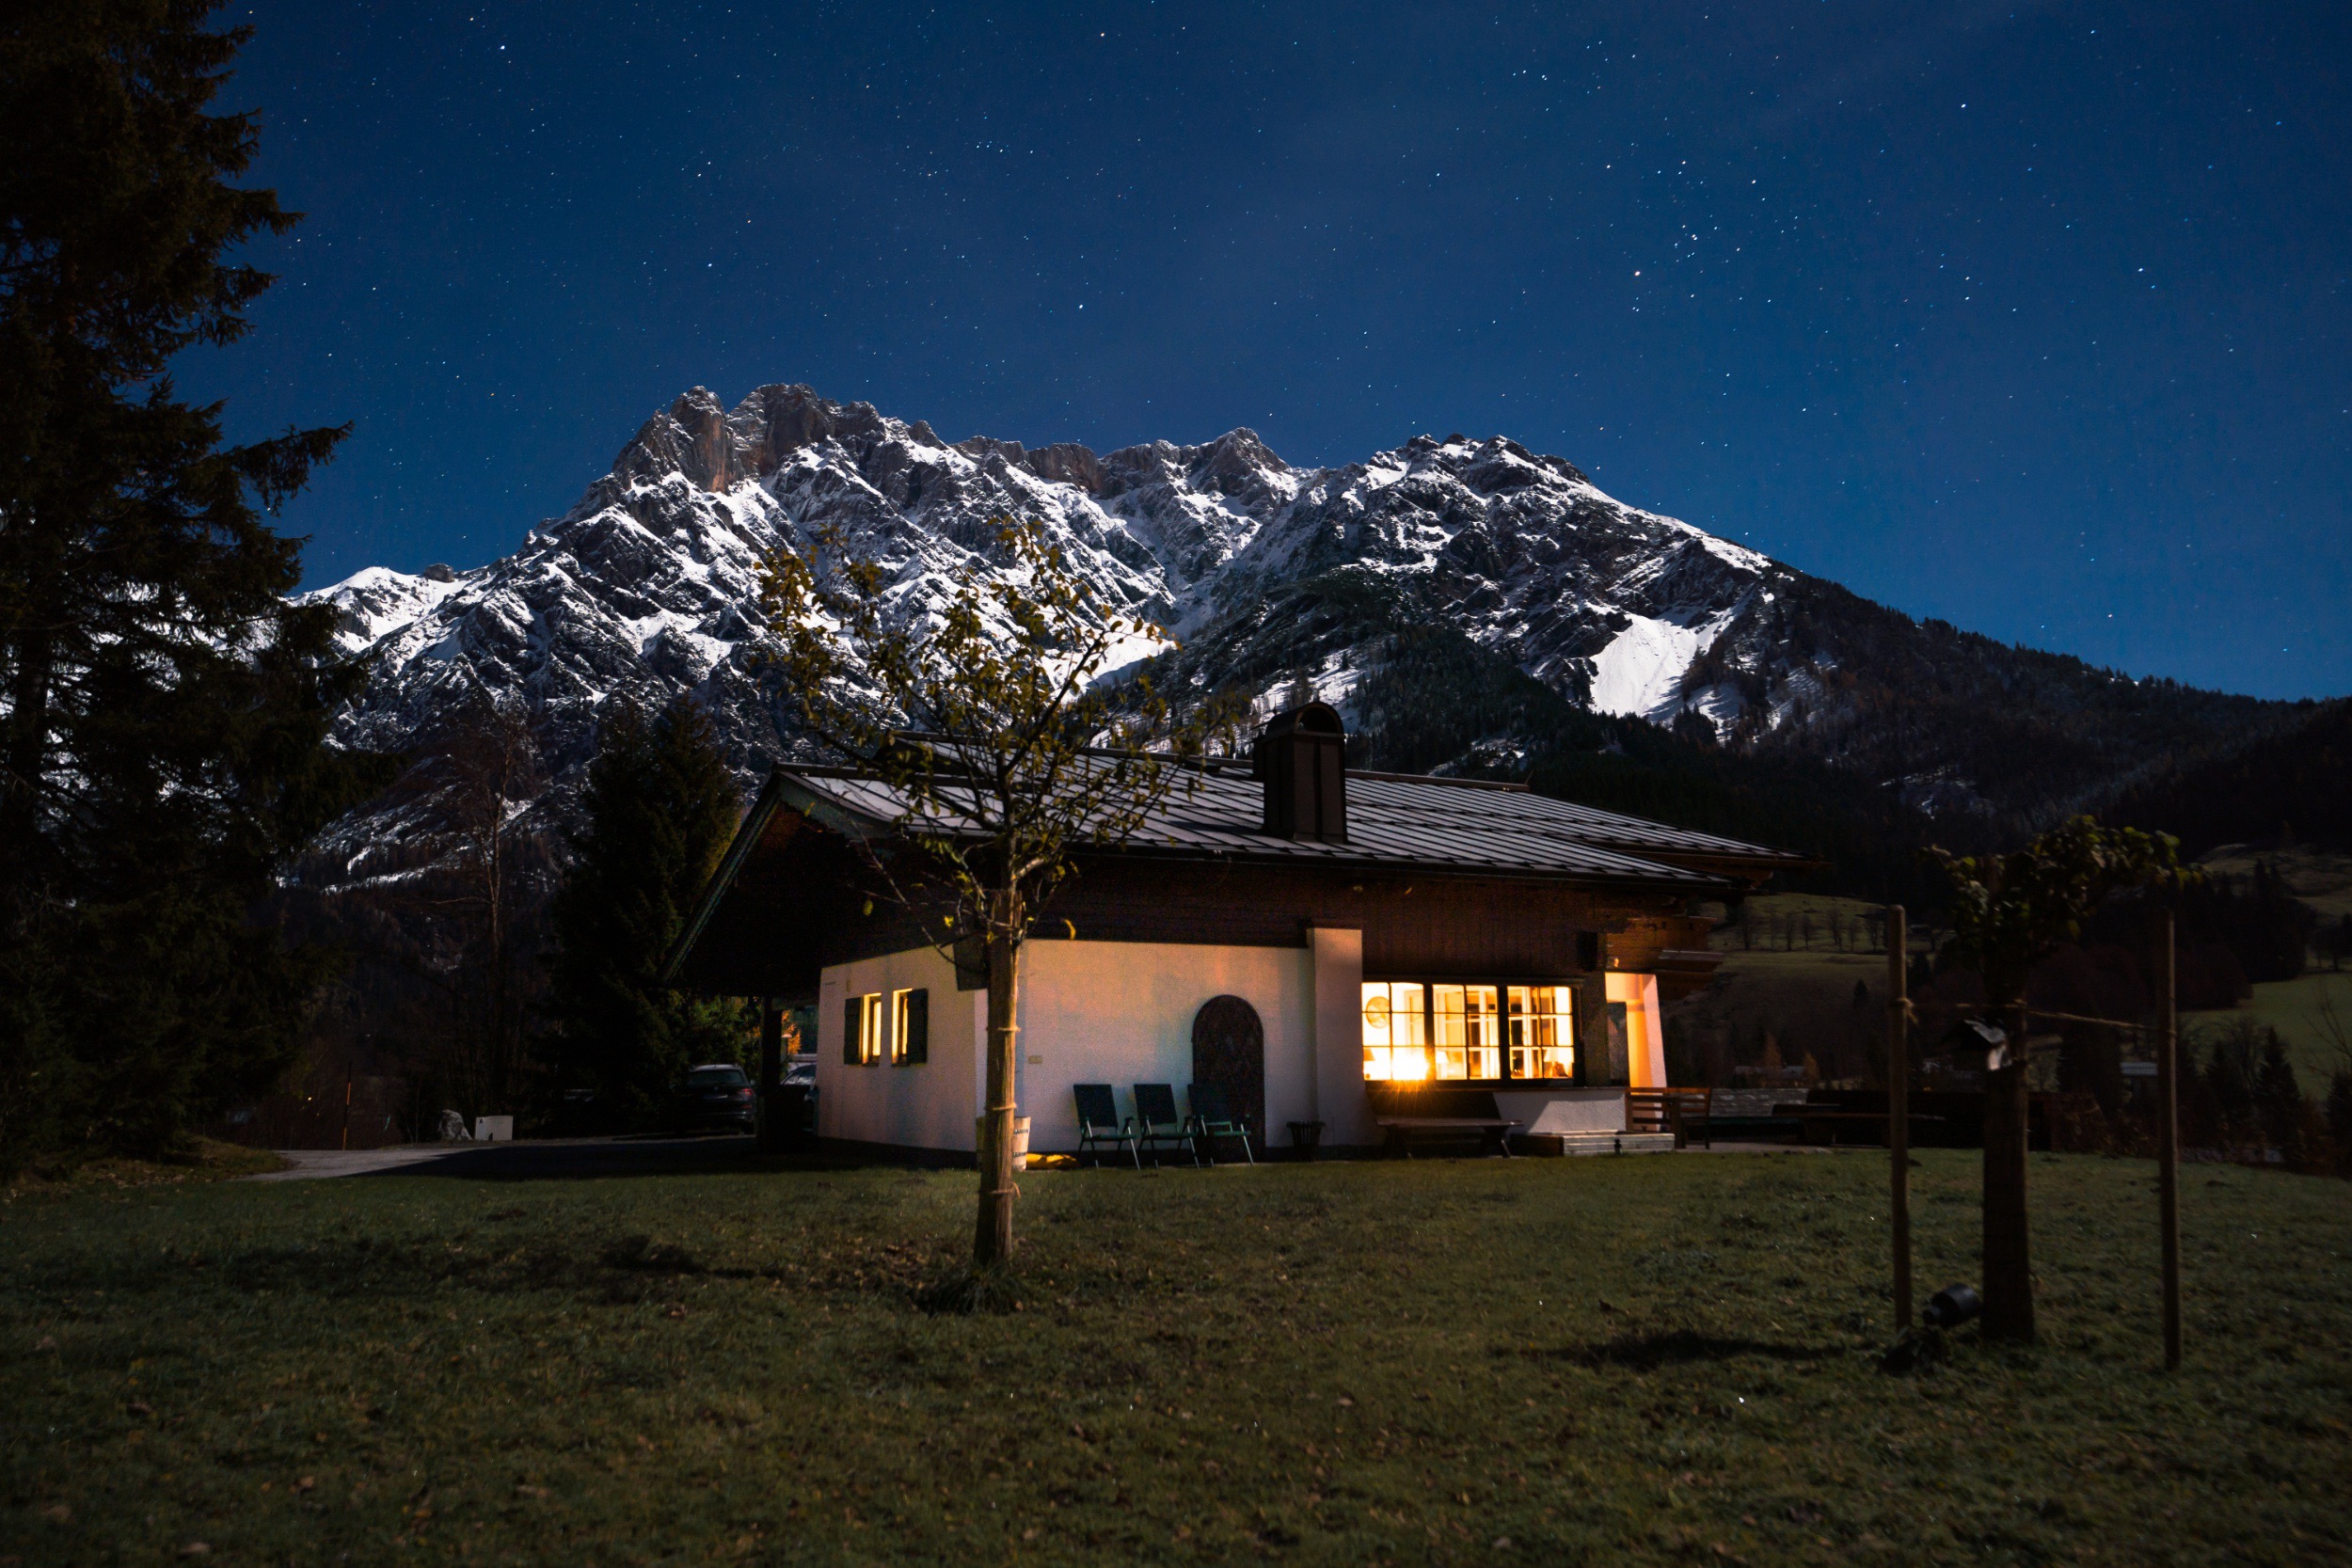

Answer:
[973,919,1022,1268]
[1980,1001,2035,1343]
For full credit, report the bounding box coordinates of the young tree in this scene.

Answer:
[1926,816,2188,1341]
[546,694,749,1126]
[0,0,381,1171]
[761,515,1237,1274]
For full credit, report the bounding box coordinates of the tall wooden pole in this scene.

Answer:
[1887,906,1913,1330]
[1980,999,2036,1343]
[2156,908,2182,1370]
[757,999,784,1152]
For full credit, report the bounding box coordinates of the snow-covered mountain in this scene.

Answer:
[300,382,2276,871]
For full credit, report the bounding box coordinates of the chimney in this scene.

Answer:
[1253,703,1348,842]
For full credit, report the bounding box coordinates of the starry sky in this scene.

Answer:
[186,1,2349,700]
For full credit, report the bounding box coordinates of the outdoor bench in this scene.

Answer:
[1375,1114,1521,1159]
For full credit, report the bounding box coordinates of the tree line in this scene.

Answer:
[0,4,752,1175]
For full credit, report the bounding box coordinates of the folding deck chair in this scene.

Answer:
[1072,1084,1141,1168]
[1130,1083,1199,1166]
[1185,1082,1255,1164]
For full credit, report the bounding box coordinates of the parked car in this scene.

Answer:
[671,1063,756,1134]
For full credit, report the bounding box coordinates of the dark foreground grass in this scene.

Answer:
[3,1150,2347,1567]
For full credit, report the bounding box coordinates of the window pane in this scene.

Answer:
[1433,985,1467,1079]
[1507,985,1576,1080]
[1464,985,1500,1079]
[1360,983,1391,1080]
[1390,984,1427,1079]
[1364,983,1428,1081]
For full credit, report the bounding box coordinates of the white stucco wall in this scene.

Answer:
[817,937,1318,1156]
[816,933,1671,1157]
[1015,939,1317,1155]
[1492,1088,1629,1133]
[817,944,979,1152]
[1309,927,1371,1148]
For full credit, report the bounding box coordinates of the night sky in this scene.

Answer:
[187,2,2349,700]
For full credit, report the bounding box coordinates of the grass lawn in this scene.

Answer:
[4,1151,2347,1566]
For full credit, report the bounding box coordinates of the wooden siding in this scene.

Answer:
[675,803,1699,997]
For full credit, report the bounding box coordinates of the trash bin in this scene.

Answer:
[1287,1120,1325,1160]
[976,1115,1032,1171]
[771,1084,815,1148]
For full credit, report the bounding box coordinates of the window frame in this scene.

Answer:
[1362,974,1585,1088]
[843,991,886,1065]
[892,988,929,1066]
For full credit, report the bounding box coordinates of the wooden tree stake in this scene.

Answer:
[1981,1002,2036,1343]
[2156,907,2182,1370]
[1887,905,1912,1330]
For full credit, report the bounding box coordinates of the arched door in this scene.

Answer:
[1191,995,1265,1136]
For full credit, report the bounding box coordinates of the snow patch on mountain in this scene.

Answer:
[1589,615,1709,721]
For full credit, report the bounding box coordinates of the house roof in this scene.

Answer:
[765,759,1809,890]
[660,753,1815,988]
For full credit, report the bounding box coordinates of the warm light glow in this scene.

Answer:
[1508,985,1575,1080]
[1362,982,1429,1082]
[1606,972,1663,1088]
[1434,984,1501,1080]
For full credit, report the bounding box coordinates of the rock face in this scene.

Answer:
[300,382,2275,874]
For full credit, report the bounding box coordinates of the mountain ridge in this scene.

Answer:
[297,382,2288,884]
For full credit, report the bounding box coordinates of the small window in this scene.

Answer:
[893,988,929,1065]
[1507,985,1576,1081]
[843,992,884,1065]
[1433,984,1501,1081]
[1361,981,1429,1082]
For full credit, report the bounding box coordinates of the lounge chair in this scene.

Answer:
[1185,1082,1254,1164]
[1072,1084,1140,1169]
[1130,1083,1199,1166]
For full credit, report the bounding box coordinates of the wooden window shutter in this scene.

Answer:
[843,996,861,1065]
[902,989,929,1064]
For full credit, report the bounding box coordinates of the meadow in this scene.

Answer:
[5,1147,2347,1565]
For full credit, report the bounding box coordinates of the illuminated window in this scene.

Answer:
[1508,985,1576,1080]
[1433,984,1501,1080]
[842,992,884,1065]
[1360,981,1429,1081]
[891,989,929,1065]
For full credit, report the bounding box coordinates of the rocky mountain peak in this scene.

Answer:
[294,381,2270,884]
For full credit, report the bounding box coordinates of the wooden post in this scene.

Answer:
[2156,908,2182,1370]
[341,1074,353,1152]
[1887,906,1912,1330]
[1980,1001,2036,1343]
[757,999,784,1152]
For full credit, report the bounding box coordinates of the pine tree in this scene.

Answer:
[2327,1072,2352,1178]
[2253,1028,2305,1155]
[544,695,749,1128]
[0,1,382,1171]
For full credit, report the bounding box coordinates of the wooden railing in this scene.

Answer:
[1626,1086,1713,1149]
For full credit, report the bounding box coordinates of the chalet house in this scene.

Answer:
[665,704,1808,1158]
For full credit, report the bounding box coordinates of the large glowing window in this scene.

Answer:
[1507,985,1576,1080]
[1360,981,1429,1081]
[1433,984,1501,1080]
